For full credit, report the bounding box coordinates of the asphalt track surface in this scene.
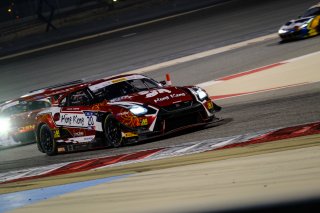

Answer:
[1,0,320,174]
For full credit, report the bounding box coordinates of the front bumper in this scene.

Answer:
[129,101,220,142]
[279,29,308,40]
[10,130,36,143]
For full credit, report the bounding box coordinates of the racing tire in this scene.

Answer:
[39,124,57,156]
[103,114,123,148]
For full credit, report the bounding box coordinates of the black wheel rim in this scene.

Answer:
[40,127,54,153]
[106,118,122,147]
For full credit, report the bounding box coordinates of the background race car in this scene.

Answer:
[0,80,83,145]
[278,3,320,41]
[35,74,222,155]
[0,98,51,143]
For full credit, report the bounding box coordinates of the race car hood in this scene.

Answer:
[109,86,193,107]
[279,17,313,32]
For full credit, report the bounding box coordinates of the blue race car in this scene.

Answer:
[278,3,320,41]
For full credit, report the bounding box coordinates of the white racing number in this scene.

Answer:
[139,89,171,98]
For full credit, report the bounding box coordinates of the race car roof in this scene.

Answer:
[54,74,148,95]
[89,74,147,92]
[1,79,86,107]
[0,74,147,109]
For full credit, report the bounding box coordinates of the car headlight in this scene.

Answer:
[129,105,148,116]
[278,28,288,34]
[300,23,308,29]
[0,117,11,134]
[193,87,208,101]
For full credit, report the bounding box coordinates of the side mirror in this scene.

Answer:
[160,81,167,86]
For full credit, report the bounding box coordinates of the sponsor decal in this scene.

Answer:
[74,132,84,137]
[170,93,186,98]
[139,89,171,98]
[118,109,140,127]
[64,136,95,143]
[64,107,80,111]
[123,132,138,138]
[207,101,213,110]
[60,114,85,126]
[154,96,170,103]
[111,95,133,102]
[91,100,108,111]
[111,78,126,84]
[117,111,130,117]
[18,125,35,133]
[57,147,66,153]
[53,129,60,138]
[56,111,99,129]
[140,118,148,126]
[83,137,94,141]
[153,93,186,103]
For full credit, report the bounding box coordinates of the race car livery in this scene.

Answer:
[35,74,222,155]
[0,80,84,143]
[0,98,51,143]
[278,3,320,41]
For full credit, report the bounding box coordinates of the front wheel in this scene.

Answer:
[39,124,57,156]
[104,114,123,148]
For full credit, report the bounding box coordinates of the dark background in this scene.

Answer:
[0,0,126,22]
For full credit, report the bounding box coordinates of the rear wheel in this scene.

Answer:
[39,124,57,156]
[104,114,123,148]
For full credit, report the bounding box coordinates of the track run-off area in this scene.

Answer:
[0,0,320,212]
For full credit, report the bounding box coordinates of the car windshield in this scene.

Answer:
[302,7,320,17]
[0,100,51,116]
[93,78,160,100]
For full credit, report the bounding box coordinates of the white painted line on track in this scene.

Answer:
[0,2,229,61]
[197,80,223,88]
[121,33,137,38]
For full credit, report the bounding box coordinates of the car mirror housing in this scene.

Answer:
[159,81,167,86]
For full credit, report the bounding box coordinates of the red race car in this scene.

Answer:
[35,74,222,155]
[0,80,83,145]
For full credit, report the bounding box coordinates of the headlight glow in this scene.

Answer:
[193,87,208,101]
[129,105,148,116]
[0,117,11,134]
[300,23,308,29]
[278,28,288,34]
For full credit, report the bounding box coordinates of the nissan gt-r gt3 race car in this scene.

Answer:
[0,98,51,144]
[35,74,222,155]
[0,80,84,146]
[278,3,320,41]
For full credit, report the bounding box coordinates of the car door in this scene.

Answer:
[56,89,99,142]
